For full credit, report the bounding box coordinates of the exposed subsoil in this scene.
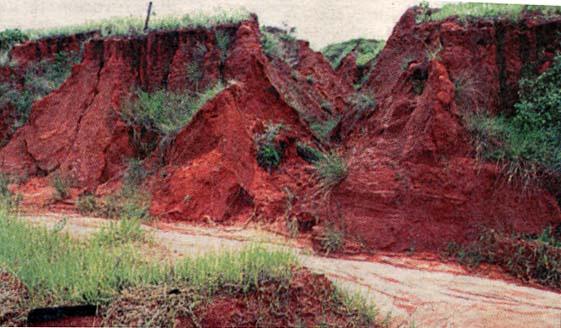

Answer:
[21,213,561,328]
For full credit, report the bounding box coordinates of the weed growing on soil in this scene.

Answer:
[255,123,284,171]
[215,30,232,64]
[0,51,80,144]
[310,118,339,141]
[51,174,70,201]
[92,217,149,246]
[445,227,561,289]
[23,9,251,40]
[296,142,324,164]
[76,194,97,215]
[427,3,561,22]
[314,151,348,190]
[464,54,561,196]
[318,224,345,255]
[121,83,224,157]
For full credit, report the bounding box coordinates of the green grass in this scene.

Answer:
[0,51,80,145]
[51,174,70,201]
[255,123,284,170]
[321,39,385,70]
[0,203,297,306]
[445,227,561,289]
[19,9,251,41]
[310,117,340,141]
[427,3,561,22]
[314,151,348,190]
[318,224,345,255]
[121,83,224,157]
[464,54,561,193]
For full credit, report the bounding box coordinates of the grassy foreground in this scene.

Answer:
[0,192,377,326]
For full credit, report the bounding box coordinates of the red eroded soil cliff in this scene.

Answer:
[0,9,560,253]
[322,8,561,251]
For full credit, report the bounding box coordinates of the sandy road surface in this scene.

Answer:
[23,214,561,328]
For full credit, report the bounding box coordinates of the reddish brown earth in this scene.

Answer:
[321,8,561,251]
[1,8,561,255]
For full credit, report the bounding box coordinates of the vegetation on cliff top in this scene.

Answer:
[21,8,251,40]
[420,2,561,23]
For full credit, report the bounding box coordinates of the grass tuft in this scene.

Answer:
[314,151,348,190]
[426,3,561,22]
[255,123,285,171]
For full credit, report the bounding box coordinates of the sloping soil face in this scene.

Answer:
[22,214,561,328]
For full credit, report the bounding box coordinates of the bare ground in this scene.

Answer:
[22,213,561,328]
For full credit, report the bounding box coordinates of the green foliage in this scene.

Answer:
[123,159,147,188]
[314,151,348,190]
[445,227,561,289]
[121,83,224,156]
[22,9,251,40]
[51,174,70,201]
[76,194,98,215]
[255,123,284,170]
[0,29,29,51]
[310,118,339,141]
[215,30,232,64]
[427,3,561,22]
[260,30,281,58]
[348,93,376,121]
[466,54,561,190]
[321,39,385,69]
[296,142,324,164]
[0,204,298,306]
[92,217,149,246]
[415,1,432,24]
[0,51,80,144]
[318,224,344,255]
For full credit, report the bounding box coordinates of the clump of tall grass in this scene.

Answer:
[121,83,224,157]
[23,9,251,40]
[314,151,348,191]
[255,123,284,171]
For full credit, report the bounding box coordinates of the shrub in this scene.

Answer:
[310,118,339,141]
[92,217,149,246]
[318,224,344,255]
[255,123,284,170]
[51,174,70,201]
[0,29,29,51]
[76,194,98,215]
[123,159,147,188]
[465,54,561,192]
[296,142,324,164]
[314,151,348,190]
[348,93,376,120]
[215,30,232,64]
[445,227,561,289]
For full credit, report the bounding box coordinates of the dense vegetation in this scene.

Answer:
[446,227,561,289]
[419,2,561,23]
[321,38,385,70]
[23,9,251,41]
[466,54,561,197]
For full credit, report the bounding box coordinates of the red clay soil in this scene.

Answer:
[321,8,561,252]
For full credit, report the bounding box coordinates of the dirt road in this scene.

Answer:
[23,214,561,328]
